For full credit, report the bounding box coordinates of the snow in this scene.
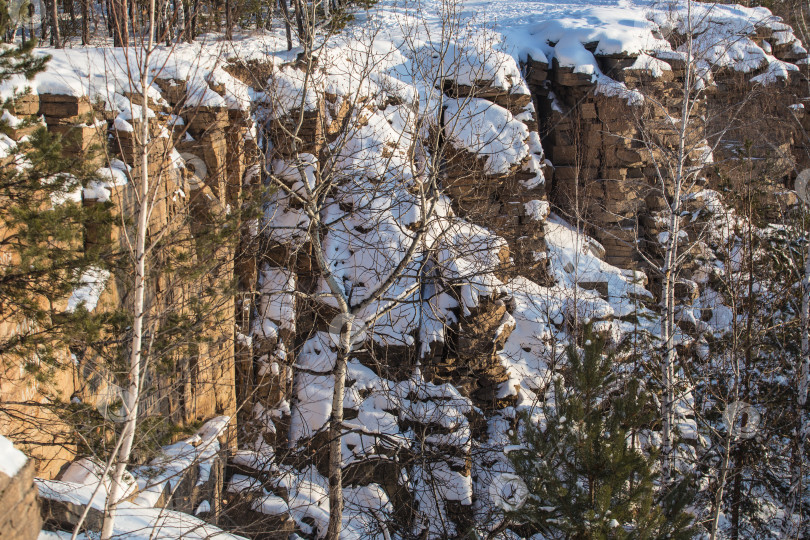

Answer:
[524,199,550,222]
[0,434,28,477]
[417,42,529,93]
[10,1,810,537]
[256,265,297,332]
[83,180,112,202]
[0,133,16,159]
[251,492,289,515]
[262,189,311,246]
[529,6,668,62]
[429,218,508,315]
[37,477,248,539]
[258,65,322,119]
[227,474,264,494]
[113,115,134,132]
[628,53,672,77]
[94,159,130,194]
[271,153,318,195]
[187,501,207,518]
[38,532,74,540]
[289,372,335,442]
[60,458,136,504]
[0,0,799,130]
[751,58,799,85]
[344,484,393,539]
[298,333,341,375]
[276,467,331,537]
[133,416,230,507]
[1,108,22,127]
[594,73,644,105]
[331,105,416,181]
[443,98,529,175]
[66,267,110,313]
[411,460,472,537]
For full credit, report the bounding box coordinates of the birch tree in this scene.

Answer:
[94,1,246,535]
[626,0,771,481]
[99,0,157,534]
[243,1,538,535]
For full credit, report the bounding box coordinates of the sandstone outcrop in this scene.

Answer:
[0,437,42,540]
[523,24,810,283]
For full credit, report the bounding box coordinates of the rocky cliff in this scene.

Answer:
[1,1,809,538]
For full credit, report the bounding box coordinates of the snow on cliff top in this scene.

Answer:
[379,0,806,85]
[4,1,803,111]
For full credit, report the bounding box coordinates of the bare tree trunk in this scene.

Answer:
[81,0,89,44]
[265,0,274,30]
[661,250,677,481]
[279,0,292,50]
[326,322,351,540]
[41,0,49,40]
[181,0,189,41]
[112,0,128,47]
[100,0,156,536]
[186,0,196,41]
[730,188,758,540]
[67,0,76,28]
[660,0,697,483]
[730,443,743,540]
[709,435,734,540]
[99,117,147,540]
[801,231,809,413]
[225,0,232,39]
[106,0,113,37]
[795,207,810,527]
[293,0,305,42]
[51,0,62,47]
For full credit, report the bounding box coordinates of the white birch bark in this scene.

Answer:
[100,2,156,537]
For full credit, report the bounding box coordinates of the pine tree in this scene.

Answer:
[0,44,111,390]
[509,326,695,540]
[0,7,48,79]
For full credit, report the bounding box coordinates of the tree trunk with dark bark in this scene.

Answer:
[81,0,89,44]
[279,0,292,50]
[51,0,61,47]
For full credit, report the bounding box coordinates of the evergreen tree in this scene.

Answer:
[0,41,110,385]
[509,327,695,540]
[0,3,48,78]
[0,130,114,371]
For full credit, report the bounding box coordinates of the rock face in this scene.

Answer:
[216,50,555,537]
[0,437,42,540]
[2,5,810,537]
[36,419,232,537]
[1,89,246,475]
[524,23,810,280]
[440,80,552,286]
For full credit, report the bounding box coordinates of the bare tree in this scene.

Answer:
[222,1,555,536]
[99,1,158,536]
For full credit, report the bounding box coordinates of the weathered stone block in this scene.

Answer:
[39,94,93,118]
[12,93,39,116]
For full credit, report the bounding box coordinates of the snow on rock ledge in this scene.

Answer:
[443,98,529,175]
[0,435,40,540]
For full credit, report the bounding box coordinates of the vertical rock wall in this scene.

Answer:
[0,437,42,540]
[0,81,257,474]
[524,34,809,279]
